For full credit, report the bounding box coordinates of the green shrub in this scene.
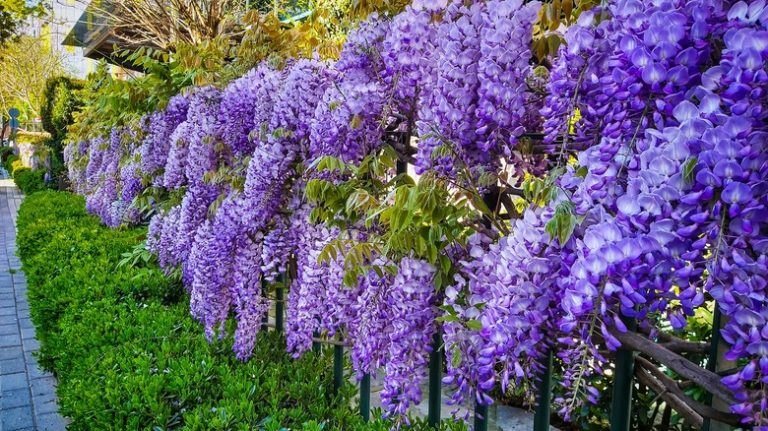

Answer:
[17,191,466,431]
[13,167,48,194]
[0,146,14,163]
[40,77,84,187]
[41,76,85,142]
[3,153,18,172]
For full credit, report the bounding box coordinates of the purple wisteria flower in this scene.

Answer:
[64,0,768,425]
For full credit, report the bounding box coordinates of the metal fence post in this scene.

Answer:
[474,403,489,431]
[703,306,733,431]
[702,306,721,431]
[397,159,407,176]
[261,278,269,331]
[333,343,344,395]
[428,332,442,427]
[312,330,321,353]
[275,276,284,333]
[360,373,371,421]
[609,318,637,431]
[472,189,500,431]
[533,349,554,431]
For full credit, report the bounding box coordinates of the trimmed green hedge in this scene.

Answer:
[13,167,48,194]
[17,191,465,431]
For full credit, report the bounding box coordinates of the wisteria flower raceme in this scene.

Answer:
[64,0,768,425]
[140,93,190,185]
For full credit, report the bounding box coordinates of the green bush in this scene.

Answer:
[40,77,84,187]
[0,146,14,164]
[13,167,48,194]
[17,191,466,431]
[41,76,84,142]
[3,153,18,173]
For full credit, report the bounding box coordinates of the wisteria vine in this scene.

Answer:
[64,0,768,426]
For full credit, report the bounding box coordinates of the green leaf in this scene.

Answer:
[343,271,357,287]
[545,201,578,245]
[466,319,483,331]
[682,157,698,184]
[451,346,462,368]
[436,314,460,323]
[440,255,452,274]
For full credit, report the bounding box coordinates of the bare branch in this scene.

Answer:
[635,364,704,429]
[610,328,737,406]
[81,0,249,51]
[636,327,712,354]
[0,36,65,119]
[635,357,742,427]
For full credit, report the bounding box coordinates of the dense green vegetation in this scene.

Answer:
[12,166,47,194]
[17,191,466,431]
[0,146,14,168]
[2,152,18,173]
[0,0,43,46]
[40,76,84,183]
[0,137,50,193]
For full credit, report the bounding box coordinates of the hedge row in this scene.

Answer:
[16,191,464,431]
[1,146,49,194]
[13,168,47,194]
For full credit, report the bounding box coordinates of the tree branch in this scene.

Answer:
[635,357,742,427]
[637,327,712,354]
[635,364,704,429]
[610,328,737,406]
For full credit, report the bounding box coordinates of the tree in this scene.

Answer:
[82,0,251,51]
[0,5,20,46]
[0,36,65,121]
[0,0,45,47]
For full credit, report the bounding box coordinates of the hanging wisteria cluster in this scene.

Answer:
[64,0,768,426]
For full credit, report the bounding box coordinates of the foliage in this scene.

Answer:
[0,0,45,46]
[530,0,599,61]
[0,146,14,163]
[0,35,64,121]
[233,0,410,64]
[16,191,468,431]
[41,77,85,142]
[13,167,48,194]
[68,62,170,142]
[40,76,85,185]
[91,0,250,50]
[14,132,48,145]
[10,158,23,175]
[66,0,411,144]
[0,4,18,47]
[3,153,18,173]
[307,151,475,290]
